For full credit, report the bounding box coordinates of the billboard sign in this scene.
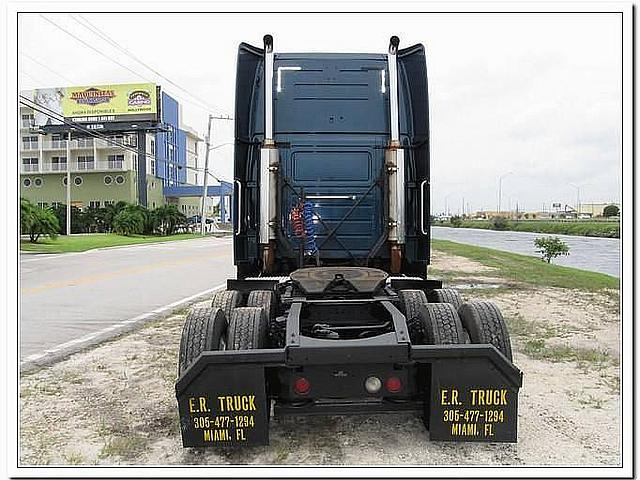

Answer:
[29,83,159,126]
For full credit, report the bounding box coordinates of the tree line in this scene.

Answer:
[20,198,188,242]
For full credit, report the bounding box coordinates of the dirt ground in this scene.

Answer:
[19,250,621,466]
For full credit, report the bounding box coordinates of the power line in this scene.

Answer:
[19,70,46,86]
[19,51,76,84]
[71,14,230,117]
[19,95,226,182]
[39,15,152,83]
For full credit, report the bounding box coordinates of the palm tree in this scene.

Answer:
[103,201,128,232]
[153,205,187,235]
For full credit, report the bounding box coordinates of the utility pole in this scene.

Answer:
[200,114,213,236]
[200,114,234,235]
[66,130,72,235]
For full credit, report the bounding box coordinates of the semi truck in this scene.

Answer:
[176,35,522,447]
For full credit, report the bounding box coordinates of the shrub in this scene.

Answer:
[491,216,509,231]
[534,236,570,264]
[152,205,187,235]
[449,215,463,227]
[113,209,144,236]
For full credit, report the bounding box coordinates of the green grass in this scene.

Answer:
[20,233,203,253]
[522,338,615,366]
[435,219,620,238]
[431,239,619,291]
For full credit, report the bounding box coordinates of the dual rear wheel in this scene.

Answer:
[178,290,273,375]
[399,288,512,361]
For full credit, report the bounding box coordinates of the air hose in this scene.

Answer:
[290,201,318,254]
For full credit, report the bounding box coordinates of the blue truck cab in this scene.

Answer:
[233,36,430,277]
[176,36,522,448]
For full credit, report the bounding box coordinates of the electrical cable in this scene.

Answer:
[19,51,77,84]
[70,14,231,117]
[19,95,228,183]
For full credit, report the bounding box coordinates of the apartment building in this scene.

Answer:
[19,88,201,211]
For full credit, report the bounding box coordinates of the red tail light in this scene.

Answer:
[386,376,402,393]
[294,377,311,395]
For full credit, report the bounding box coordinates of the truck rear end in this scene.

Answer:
[176,35,522,447]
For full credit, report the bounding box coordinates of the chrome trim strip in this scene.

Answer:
[234,179,242,235]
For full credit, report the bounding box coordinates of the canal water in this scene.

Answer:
[431,226,620,278]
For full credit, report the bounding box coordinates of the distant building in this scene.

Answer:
[19,85,202,211]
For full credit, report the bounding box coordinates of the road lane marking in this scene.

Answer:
[20,283,226,370]
[21,246,232,295]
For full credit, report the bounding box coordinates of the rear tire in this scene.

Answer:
[398,289,429,343]
[418,303,465,345]
[428,288,463,310]
[211,290,242,321]
[228,307,268,350]
[247,290,283,348]
[458,301,513,361]
[178,307,227,375]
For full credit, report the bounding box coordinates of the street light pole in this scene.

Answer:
[497,171,513,214]
[66,130,71,235]
[444,193,454,216]
[200,115,213,236]
[569,183,581,217]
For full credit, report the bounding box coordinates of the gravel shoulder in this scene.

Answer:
[19,251,620,466]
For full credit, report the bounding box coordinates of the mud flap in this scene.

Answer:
[177,364,269,447]
[427,356,520,442]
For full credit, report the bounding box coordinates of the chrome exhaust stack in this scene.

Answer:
[260,34,278,271]
[386,36,405,272]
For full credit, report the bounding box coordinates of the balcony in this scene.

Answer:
[42,139,68,150]
[21,142,39,151]
[22,160,129,174]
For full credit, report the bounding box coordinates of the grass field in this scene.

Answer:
[431,239,619,291]
[434,220,620,238]
[20,233,203,253]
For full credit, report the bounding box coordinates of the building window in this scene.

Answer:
[107,154,124,169]
[133,154,138,171]
[74,176,83,186]
[127,135,137,147]
[34,177,43,187]
[22,136,38,150]
[22,157,38,172]
[104,175,113,185]
[37,202,48,209]
[115,175,125,185]
[150,139,155,155]
[52,202,62,209]
[22,178,31,188]
[89,201,100,209]
[21,113,35,128]
[51,134,66,149]
[104,200,114,207]
[150,159,156,176]
[51,156,67,171]
[77,155,95,170]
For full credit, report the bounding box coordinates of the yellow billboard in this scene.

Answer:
[59,83,158,123]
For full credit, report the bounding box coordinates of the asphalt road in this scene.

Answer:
[20,236,235,363]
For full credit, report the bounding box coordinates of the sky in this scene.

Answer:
[18,11,622,214]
